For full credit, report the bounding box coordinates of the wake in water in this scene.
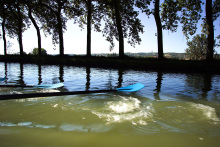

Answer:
[91,96,155,125]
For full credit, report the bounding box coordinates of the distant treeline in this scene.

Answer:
[94,52,220,60]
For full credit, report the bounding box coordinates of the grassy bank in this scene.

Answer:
[0,55,220,73]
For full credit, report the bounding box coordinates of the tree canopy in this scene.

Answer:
[0,0,219,60]
[32,47,47,55]
[185,34,208,60]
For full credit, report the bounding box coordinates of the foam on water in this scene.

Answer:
[108,97,141,113]
[188,103,220,123]
[92,96,154,125]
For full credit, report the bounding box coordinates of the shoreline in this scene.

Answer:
[0,55,220,74]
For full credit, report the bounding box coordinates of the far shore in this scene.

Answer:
[0,55,220,74]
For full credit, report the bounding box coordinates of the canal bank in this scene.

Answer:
[0,55,220,73]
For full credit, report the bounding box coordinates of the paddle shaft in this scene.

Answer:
[0,90,117,100]
[0,85,35,88]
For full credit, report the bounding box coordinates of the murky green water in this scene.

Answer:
[0,62,220,146]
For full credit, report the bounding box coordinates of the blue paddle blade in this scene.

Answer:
[0,77,6,82]
[33,83,64,89]
[117,83,145,92]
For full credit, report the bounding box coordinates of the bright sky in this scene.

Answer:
[0,1,220,55]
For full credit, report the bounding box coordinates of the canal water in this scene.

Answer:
[0,62,220,147]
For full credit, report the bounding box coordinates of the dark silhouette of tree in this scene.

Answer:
[72,0,103,57]
[39,0,68,56]
[161,0,219,61]
[205,0,214,61]
[24,0,42,56]
[7,0,29,56]
[101,0,144,58]
[113,0,124,57]
[0,0,7,55]
[154,0,164,60]
[87,0,92,57]
[161,0,202,37]
[39,0,83,56]
[3,0,30,56]
[136,0,164,60]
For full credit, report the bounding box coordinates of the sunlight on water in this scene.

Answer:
[91,96,154,125]
[108,97,141,113]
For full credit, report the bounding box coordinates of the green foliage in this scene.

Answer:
[213,0,220,21]
[0,0,30,38]
[135,0,152,16]
[71,0,103,32]
[161,0,202,38]
[100,0,144,51]
[185,34,208,60]
[32,48,47,55]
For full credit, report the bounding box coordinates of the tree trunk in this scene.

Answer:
[1,0,7,55]
[206,0,214,61]
[154,0,164,60]
[113,0,124,58]
[57,12,64,56]
[28,8,42,56]
[17,1,23,56]
[2,20,7,55]
[87,0,92,57]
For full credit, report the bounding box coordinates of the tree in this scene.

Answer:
[101,0,144,58]
[4,0,30,56]
[185,34,208,60]
[112,0,124,57]
[136,0,164,60]
[24,0,42,56]
[87,0,92,57]
[154,0,164,60]
[205,0,220,61]
[0,0,7,55]
[39,0,83,56]
[161,0,220,61]
[161,0,202,37]
[205,0,214,61]
[213,0,220,47]
[71,0,103,57]
[39,0,68,56]
[32,48,47,55]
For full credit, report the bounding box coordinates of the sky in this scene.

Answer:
[0,1,220,55]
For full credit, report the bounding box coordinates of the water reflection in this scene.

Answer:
[154,70,163,100]
[38,64,42,85]
[4,62,7,81]
[202,73,212,99]
[18,63,24,85]
[1,62,220,147]
[0,62,219,101]
[59,64,64,83]
[117,69,123,88]
[86,66,90,91]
